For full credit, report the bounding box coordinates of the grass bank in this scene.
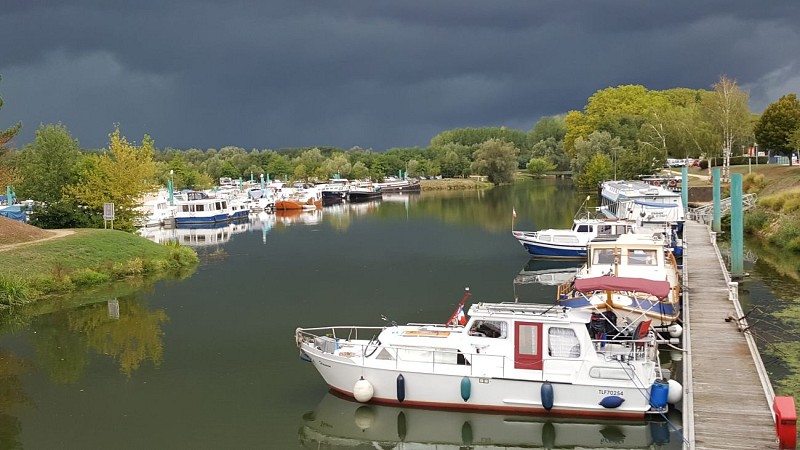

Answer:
[420,178,493,190]
[0,228,197,308]
[735,165,800,252]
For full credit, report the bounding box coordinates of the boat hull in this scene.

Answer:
[301,345,652,419]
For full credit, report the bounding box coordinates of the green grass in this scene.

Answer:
[0,229,197,307]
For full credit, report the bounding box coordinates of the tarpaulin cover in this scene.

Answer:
[574,276,671,299]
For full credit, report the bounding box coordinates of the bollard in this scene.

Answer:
[774,396,797,449]
[710,232,717,245]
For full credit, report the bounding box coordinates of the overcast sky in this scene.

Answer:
[2,1,799,151]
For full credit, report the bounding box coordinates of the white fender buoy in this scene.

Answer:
[667,379,683,404]
[354,377,374,402]
[668,324,683,338]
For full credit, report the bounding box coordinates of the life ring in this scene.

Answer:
[668,179,677,187]
[652,180,661,187]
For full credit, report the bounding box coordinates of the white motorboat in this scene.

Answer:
[296,290,679,418]
[512,197,638,259]
[556,233,682,328]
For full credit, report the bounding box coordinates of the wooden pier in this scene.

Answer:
[683,220,777,449]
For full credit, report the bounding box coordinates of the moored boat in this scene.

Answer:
[556,233,682,329]
[347,181,383,202]
[296,290,679,418]
[173,191,232,225]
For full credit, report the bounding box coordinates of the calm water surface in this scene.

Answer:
[3,177,794,449]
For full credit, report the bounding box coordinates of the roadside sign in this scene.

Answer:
[103,202,115,220]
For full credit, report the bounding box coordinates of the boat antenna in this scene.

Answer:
[574,194,593,220]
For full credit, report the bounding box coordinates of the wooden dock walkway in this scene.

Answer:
[683,220,777,449]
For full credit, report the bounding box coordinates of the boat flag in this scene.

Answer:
[455,305,466,325]
[446,288,472,327]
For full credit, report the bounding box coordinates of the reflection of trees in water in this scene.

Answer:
[70,301,168,376]
[29,298,168,380]
[0,349,32,449]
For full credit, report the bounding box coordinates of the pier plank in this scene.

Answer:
[684,221,777,449]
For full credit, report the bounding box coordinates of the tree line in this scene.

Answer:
[2,74,800,231]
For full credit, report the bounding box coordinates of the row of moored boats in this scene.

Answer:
[295,179,686,420]
[138,178,420,227]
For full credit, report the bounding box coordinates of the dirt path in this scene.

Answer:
[0,229,75,252]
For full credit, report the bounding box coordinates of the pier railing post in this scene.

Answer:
[731,174,744,277]
[728,281,738,303]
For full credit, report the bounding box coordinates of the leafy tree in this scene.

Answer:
[755,93,800,164]
[266,154,291,180]
[323,153,351,179]
[528,115,566,144]
[16,123,82,202]
[431,127,528,150]
[531,137,570,171]
[577,153,613,189]
[526,158,556,177]
[702,76,752,168]
[350,161,369,180]
[298,148,325,175]
[406,159,421,177]
[471,139,519,184]
[571,131,622,181]
[294,163,308,180]
[66,128,157,231]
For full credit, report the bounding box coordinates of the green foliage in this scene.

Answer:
[743,208,770,234]
[66,128,158,232]
[0,276,37,308]
[768,215,800,251]
[571,131,621,180]
[743,173,767,194]
[577,153,613,189]
[430,127,528,151]
[470,139,519,184]
[530,138,570,171]
[755,93,800,158]
[28,199,103,229]
[528,115,566,144]
[701,76,752,158]
[71,268,111,287]
[16,123,82,202]
[526,158,556,177]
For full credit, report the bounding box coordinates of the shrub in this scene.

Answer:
[0,276,36,307]
[71,268,111,287]
[743,209,770,234]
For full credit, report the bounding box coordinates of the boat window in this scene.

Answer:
[539,235,552,242]
[469,320,507,338]
[553,236,580,244]
[182,205,190,212]
[598,225,612,234]
[548,327,580,358]
[576,225,590,233]
[196,204,205,212]
[628,249,657,265]
[593,249,616,264]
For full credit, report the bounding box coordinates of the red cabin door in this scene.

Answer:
[514,321,543,370]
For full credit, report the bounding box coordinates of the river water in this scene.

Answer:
[0,178,795,449]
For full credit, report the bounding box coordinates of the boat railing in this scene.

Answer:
[295,326,387,348]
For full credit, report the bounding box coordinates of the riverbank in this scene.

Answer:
[0,218,198,308]
[420,178,493,190]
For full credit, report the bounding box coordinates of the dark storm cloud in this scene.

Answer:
[2,1,799,150]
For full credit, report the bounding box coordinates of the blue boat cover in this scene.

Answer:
[0,206,26,222]
[633,200,678,208]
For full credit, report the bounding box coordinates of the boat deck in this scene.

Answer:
[683,221,777,449]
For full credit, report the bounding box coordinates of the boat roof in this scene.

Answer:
[467,302,591,323]
[589,233,666,248]
[574,275,671,299]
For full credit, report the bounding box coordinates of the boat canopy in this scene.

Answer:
[574,276,671,299]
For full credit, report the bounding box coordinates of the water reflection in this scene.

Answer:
[299,392,678,449]
[514,258,583,286]
[26,297,168,379]
[0,349,31,449]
